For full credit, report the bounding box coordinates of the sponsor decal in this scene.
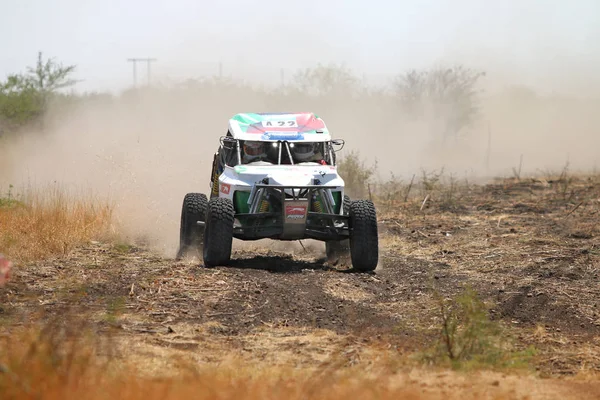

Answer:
[220,183,231,195]
[285,205,307,219]
[261,132,304,141]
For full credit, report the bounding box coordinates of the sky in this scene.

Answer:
[1,0,599,94]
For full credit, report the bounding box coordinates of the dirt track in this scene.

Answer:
[2,175,600,385]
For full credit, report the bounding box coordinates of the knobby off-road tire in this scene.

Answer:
[342,195,351,215]
[203,197,235,267]
[176,193,208,259]
[326,195,351,263]
[348,199,379,272]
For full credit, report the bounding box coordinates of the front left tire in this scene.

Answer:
[203,197,235,267]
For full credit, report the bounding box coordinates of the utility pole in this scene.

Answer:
[127,58,157,87]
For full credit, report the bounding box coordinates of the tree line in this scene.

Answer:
[0,52,486,143]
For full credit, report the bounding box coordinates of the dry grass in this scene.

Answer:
[2,172,600,399]
[375,171,600,376]
[0,184,114,263]
[0,320,411,400]
[2,319,598,400]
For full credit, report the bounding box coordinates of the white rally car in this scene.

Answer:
[177,112,378,272]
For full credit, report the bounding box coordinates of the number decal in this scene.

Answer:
[261,120,298,128]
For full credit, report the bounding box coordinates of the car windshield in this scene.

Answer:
[240,141,333,166]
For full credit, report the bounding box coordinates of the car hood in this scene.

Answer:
[227,164,344,189]
[267,170,314,186]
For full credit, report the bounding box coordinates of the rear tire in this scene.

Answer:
[348,200,378,272]
[203,197,235,267]
[176,193,208,259]
[325,194,351,263]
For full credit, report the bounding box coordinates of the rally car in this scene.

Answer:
[177,112,378,272]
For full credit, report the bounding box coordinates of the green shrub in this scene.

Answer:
[422,287,537,371]
[0,185,23,209]
[336,150,377,199]
[0,52,77,130]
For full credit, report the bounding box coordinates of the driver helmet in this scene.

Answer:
[243,141,267,161]
[292,142,317,162]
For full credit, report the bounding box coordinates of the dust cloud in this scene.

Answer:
[0,68,599,256]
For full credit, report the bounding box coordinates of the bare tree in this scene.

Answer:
[395,65,485,143]
[291,63,360,97]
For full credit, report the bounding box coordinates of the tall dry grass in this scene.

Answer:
[2,319,595,400]
[0,319,533,400]
[0,317,414,400]
[0,184,114,263]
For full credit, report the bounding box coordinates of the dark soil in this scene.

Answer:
[2,175,600,375]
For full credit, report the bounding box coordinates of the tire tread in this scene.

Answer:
[349,199,378,272]
[177,193,208,259]
[203,197,235,266]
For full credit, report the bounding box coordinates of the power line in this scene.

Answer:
[127,58,157,87]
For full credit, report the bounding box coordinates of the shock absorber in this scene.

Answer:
[259,199,269,212]
[312,193,323,213]
[212,174,219,196]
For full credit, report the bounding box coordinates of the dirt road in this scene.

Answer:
[2,176,600,398]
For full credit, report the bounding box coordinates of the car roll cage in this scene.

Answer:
[219,136,345,167]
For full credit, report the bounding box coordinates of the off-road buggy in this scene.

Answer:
[177,112,378,272]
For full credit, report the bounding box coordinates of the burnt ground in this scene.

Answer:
[1,175,600,376]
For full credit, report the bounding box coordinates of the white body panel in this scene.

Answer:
[215,163,345,206]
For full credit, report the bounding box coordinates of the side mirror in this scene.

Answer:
[220,136,237,151]
[331,139,345,152]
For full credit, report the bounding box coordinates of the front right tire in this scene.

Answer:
[348,199,379,272]
[203,197,235,267]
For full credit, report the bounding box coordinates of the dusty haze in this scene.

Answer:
[2,0,600,255]
[1,73,599,256]
[0,77,600,256]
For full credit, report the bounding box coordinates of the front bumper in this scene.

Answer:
[233,184,348,241]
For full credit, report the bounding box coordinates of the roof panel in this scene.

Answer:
[228,112,331,141]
